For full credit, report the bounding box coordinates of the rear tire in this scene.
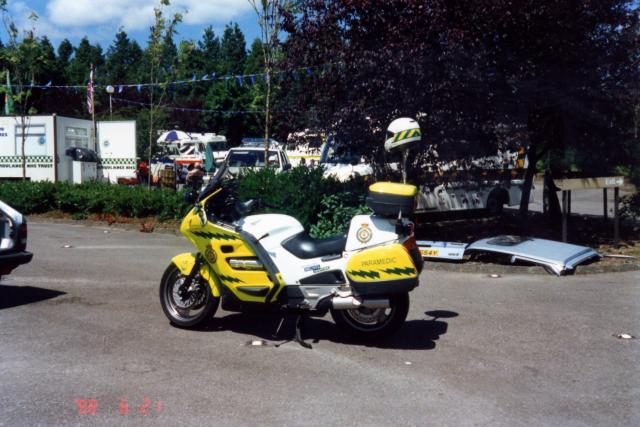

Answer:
[159,263,219,328]
[330,293,410,340]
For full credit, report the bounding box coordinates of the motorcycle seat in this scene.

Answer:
[282,232,347,260]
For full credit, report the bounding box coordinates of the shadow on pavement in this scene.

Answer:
[0,285,66,310]
[184,309,458,350]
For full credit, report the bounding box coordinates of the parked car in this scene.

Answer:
[319,135,373,182]
[224,139,292,175]
[0,200,33,279]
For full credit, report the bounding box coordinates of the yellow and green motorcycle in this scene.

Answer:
[159,165,423,341]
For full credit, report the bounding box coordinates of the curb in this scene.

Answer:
[29,217,639,276]
[28,216,182,235]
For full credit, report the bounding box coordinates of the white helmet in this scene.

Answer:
[384,117,421,152]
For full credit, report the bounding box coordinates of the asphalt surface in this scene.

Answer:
[527,187,633,217]
[1,222,638,426]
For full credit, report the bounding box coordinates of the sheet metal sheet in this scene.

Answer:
[465,235,600,275]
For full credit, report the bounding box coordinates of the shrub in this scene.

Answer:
[310,193,371,238]
[0,170,370,230]
[620,193,640,220]
[0,180,190,220]
[238,166,368,229]
[0,180,57,213]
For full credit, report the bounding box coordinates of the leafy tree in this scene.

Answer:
[144,0,182,172]
[281,0,640,216]
[0,2,51,179]
[105,30,143,84]
[198,26,221,74]
[220,23,246,74]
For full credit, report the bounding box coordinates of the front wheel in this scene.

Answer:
[159,263,219,328]
[330,293,410,340]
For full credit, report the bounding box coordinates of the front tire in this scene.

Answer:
[330,293,410,340]
[159,263,219,328]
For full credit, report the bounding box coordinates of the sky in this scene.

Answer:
[4,0,262,49]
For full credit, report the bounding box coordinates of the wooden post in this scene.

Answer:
[562,190,568,242]
[614,187,620,246]
[603,188,608,220]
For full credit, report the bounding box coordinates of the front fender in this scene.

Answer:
[171,252,221,297]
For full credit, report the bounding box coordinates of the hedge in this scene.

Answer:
[0,181,190,221]
[0,167,370,237]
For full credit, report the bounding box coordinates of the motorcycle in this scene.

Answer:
[159,163,424,344]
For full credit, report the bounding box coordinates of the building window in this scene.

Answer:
[65,126,89,148]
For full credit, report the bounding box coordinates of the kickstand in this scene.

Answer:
[294,313,313,349]
[273,312,313,349]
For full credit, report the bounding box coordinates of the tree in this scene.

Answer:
[106,30,143,84]
[281,0,640,217]
[145,0,182,180]
[0,2,50,179]
[248,0,288,162]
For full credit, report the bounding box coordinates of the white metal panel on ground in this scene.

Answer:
[97,121,137,183]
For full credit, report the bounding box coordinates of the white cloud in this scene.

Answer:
[46,0,252,31]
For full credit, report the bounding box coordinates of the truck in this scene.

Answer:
[0,115,136,184]
[319,134,531,214]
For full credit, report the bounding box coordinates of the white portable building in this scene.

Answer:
[0,115,136,183]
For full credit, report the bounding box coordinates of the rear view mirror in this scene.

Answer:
[283,164,292,171]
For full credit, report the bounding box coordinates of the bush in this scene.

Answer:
[310,193,371,238]
[238,165,368,230]
[620,193,640,220]
[0,180,57,213]
[0,169,369,230]
[0,180,190,220]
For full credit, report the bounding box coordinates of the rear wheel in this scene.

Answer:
[159,263,219,328]
[330,293,410,340]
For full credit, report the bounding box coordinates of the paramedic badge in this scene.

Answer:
[204,246,217,264]
[356,224,372,243]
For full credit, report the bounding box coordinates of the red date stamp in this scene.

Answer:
[74,397,162,416]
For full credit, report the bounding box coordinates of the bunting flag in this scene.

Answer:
[4,70,14,115]
[86,63,94,114]
[0,62,339,94]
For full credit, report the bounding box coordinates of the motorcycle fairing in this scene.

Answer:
[181,207,279,303]
[171,252,221,297]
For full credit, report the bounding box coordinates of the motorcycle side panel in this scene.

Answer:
[345,244,418,295]
[180,208,276,303]
[345,215,399,252]
[171,252,221,297]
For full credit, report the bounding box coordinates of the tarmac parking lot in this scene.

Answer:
[1,222,638,426]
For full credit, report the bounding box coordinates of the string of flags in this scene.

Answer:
[112,97,268,115]
[1,62,338,92]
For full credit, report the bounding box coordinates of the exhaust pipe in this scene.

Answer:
[331,296,390,310]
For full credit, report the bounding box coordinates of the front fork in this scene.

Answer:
[177,254,203,299]
[171,252,221,298]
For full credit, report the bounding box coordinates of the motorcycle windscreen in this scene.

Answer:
[345,244,419,297]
